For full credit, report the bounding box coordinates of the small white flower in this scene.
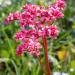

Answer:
[62,73,69,75]
[70,68,74,72]
[53,72,61,75]
[0,0,12,7]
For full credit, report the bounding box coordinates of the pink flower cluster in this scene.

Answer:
[5,0,65,56]
[16,38,41,56]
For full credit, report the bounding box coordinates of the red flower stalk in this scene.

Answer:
[42,36,51,75]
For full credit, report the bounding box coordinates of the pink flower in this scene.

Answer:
[16,43,27,56]
[47,25,59,39]
[27,39,41,56]
[53,0,65,10]
[5,0,65,56]
[4,12,20,24]
[4,13,14,24]
[16,38,41,56]
[50,7,64,19]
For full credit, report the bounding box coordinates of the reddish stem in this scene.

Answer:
[42,36,51,75]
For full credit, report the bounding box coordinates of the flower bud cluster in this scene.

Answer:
[5,0,65,56]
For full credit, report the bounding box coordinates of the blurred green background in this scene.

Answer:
[0,0,75,75]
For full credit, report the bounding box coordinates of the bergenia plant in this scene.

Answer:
[5,0,65,75]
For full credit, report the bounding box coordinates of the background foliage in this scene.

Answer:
[0,0,75,75]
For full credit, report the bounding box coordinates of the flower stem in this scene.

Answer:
[42,36,51,75]
[38,56,44,72]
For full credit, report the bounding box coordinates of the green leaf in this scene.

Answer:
[71,60,75,69]
[1,50,9,58]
